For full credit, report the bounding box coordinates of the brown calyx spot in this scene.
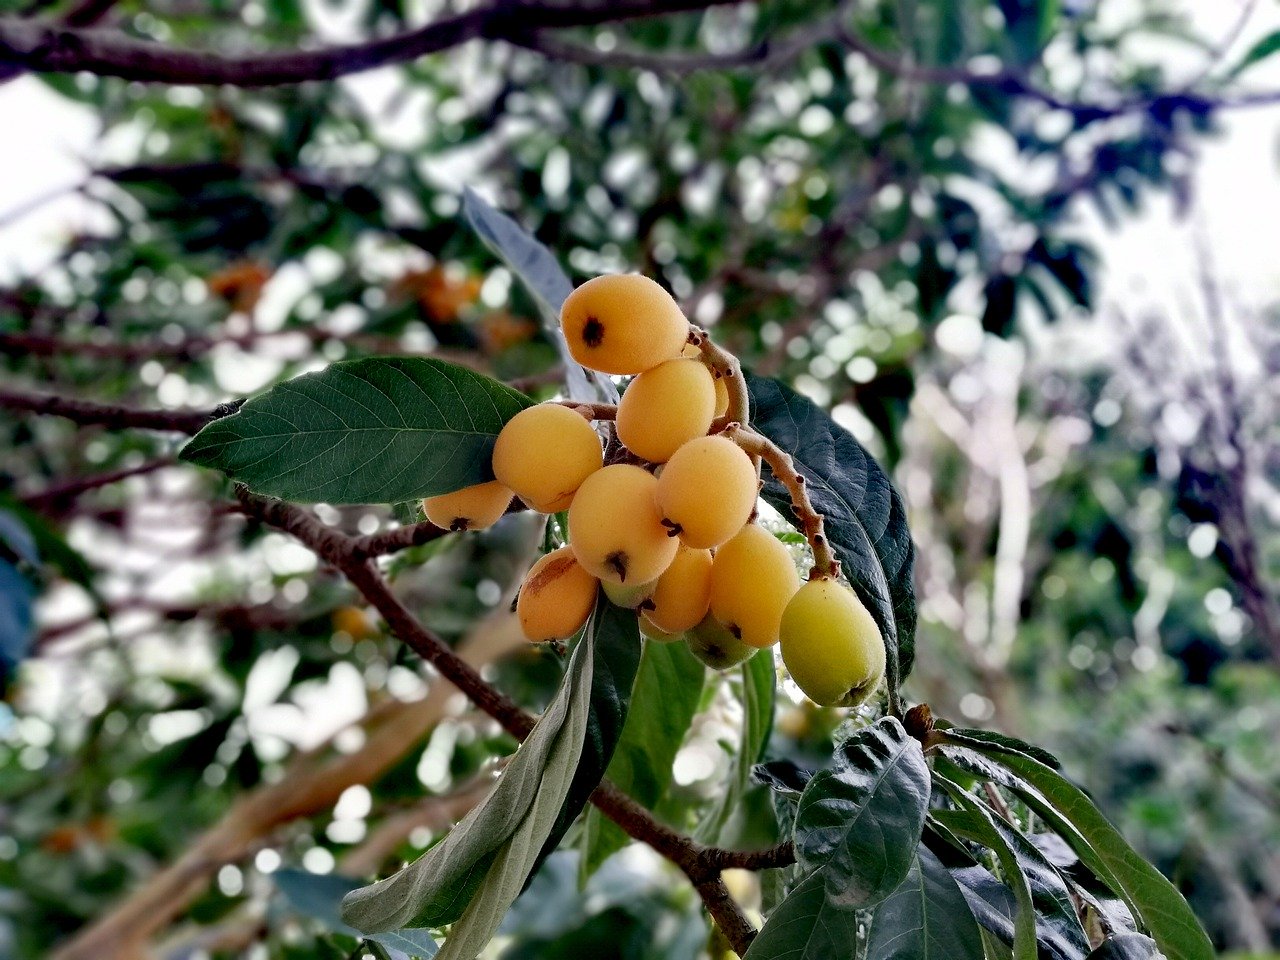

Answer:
[449,517,471,532]
[727,623,742,640]
[606,551,629,582]
[582,315,605,348]
[639,598,657,612]
[661,518,683,538]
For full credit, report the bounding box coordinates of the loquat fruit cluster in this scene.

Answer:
[423,273,887,709]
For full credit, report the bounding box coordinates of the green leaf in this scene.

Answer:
[1086,934,1164,959]
[865,847,985,960]
[939,740,1212,960]
[534,600,642,869]
[695,650,776,844]
[275,869,440,958]
[936,727,1061,769]
[0,560,35,676]
[747,374,917,701]
[581,638,704,874]
[742,870,861,960]
[794,718,930,907]
[1228,29,1280,79]
[342,601,599,932]
[181,357,532,504]
[461,188,615,404]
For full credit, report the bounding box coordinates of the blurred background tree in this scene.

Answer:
[0,0,1277,956]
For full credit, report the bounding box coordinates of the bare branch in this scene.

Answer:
[0,0,745,86]
[0,387,228,433]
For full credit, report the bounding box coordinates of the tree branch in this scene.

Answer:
[0,0,744,85]
[0,387,230,433]
[232,488,793,954]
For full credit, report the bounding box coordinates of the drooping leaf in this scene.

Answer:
[274,869,439,958]
[461,188,615,404]
[742,870,861,960]
[866,846,985,960]
[580,637,704,875]
[0,560,35,676]
[1086,934,1165,959]
[1228,29,1280,79]
[342,601,598,932]
[747,374,917,700]
[936,726,1061,769]
[0,510,38,566]
[535,600,642,869]
[794,718,930,907]
[695,650,776,844]
[939,740,1212,960]
[182,357,531,504]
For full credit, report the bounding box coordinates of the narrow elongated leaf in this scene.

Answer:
[695,650,775,844]
[580,637,704,874]
[434,645,592,960]
[274,869,439,958]
[461,188,615,404]
[535,600,642,868]
[742,870,861,960]
[342,606,596,932]
[1086,934,1164,959]
[940,740,1212,960]
[938,727,1061,769]
[0,510,38,566]
[1228,29,1280,79]
[866,847,985,960]
[748,374,917,697]
[0,560,35,674]
[182,357,531,503]
[794,718,930,907]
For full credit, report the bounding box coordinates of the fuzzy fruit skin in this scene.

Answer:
[569,464,679,585]
[655,435,757,549]
[708,524,800,649]
[560,274,689,375]
[646,544,713,634]
[780,578,885,707]
[685,614,757,669]
[616,359,716,463]
[602,578,657,609]
[422,481,513,532]
[517,546,599,642]
[492,404,603,513]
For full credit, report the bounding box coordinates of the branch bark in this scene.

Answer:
[0,387,229,433]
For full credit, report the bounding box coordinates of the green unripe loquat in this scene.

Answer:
[708,524,800,648]
[492,403,603,513]
[645,544,713,634]
[560,274,690,375]
[685,614,757,669]
[779,578,885,707]
[616,359,716,463]
[422,480,513,532]
[517,546,599,642]
[656,435,758,549]
[569,464,678,585]
[603,578,657,609]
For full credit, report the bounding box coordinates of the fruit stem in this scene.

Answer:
[689,325,750,429]
[721,423,841,580]
[556,400,618,421]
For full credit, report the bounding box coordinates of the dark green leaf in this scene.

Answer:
[794,718,930,907]
[866,847,985,960]
[939,740,1212,960]
[580,637,704,874]
[182,357,531,504]
[938,727,1061,769]
[742,870,861,960]
[0,560,35,674]
[1086,934,1164,959]
[343,602,598,932]
[535,600,642,868]
[748,374,917,700]
[1228,29,1280,79]
[275,869,439,958]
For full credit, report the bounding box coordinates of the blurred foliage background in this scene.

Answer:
[0,0,1277,956]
